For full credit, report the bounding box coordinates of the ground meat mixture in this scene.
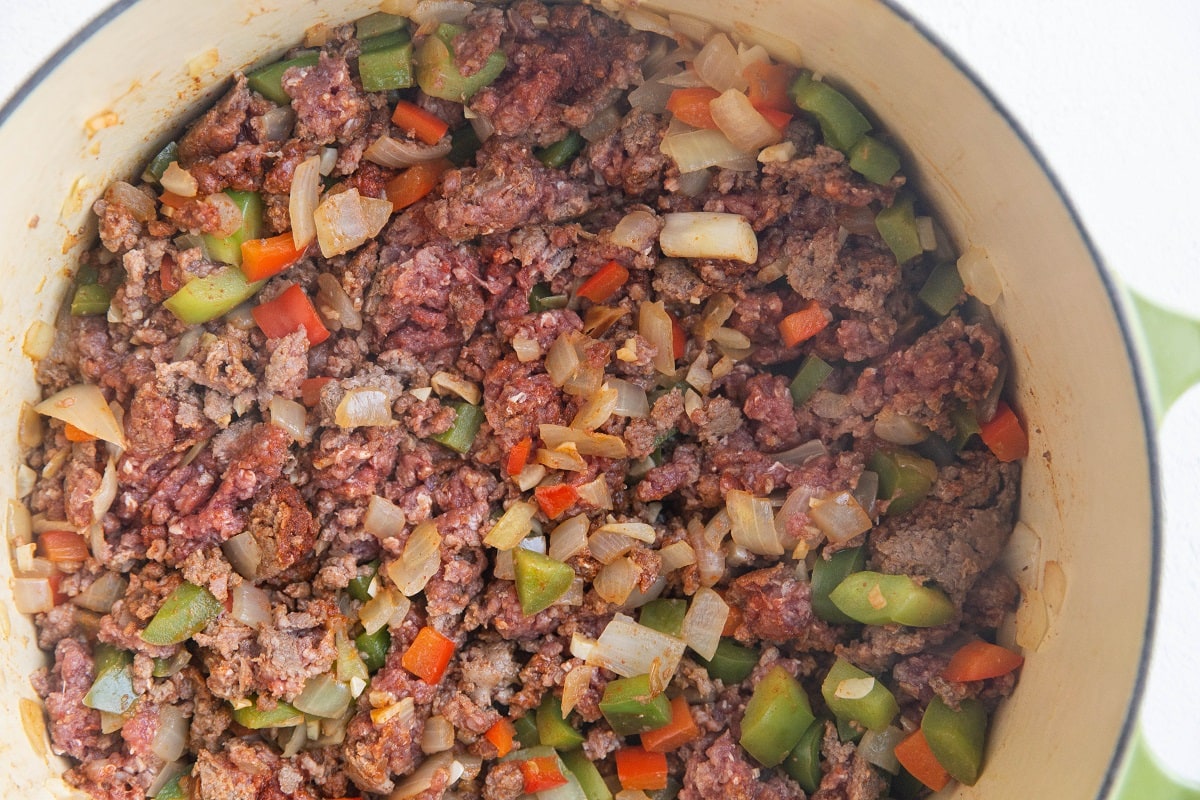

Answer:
[21,6,1027,800]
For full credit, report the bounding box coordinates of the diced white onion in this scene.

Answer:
[589,531,634,565]
[674,168,713,196]
[575,476,613,511]
[335,387,394,428]
[22,320,55,361]
[681,587,728,660]
[594,557,638,605]
[596,522,656,543]
[361,586,410,635]
[873,408,929,445]
[511,334,540,362]
[314,189,390,259]
[409,0,474,26]
[809,491,873,543]
[570,633,598,662]
[222,531,262,579]
[421,715,455,754]
[364,495,407,540]
[710,89,783,152]
[72,571,127,613]
[35,383,127,449]
[147,761,188,799]
[546,334,582,387]
[561,664,596,715]
[516,463,548,491]
[484,501,538,550]
[638,300,676,376]
[371,694,415,727]
[571,384,618,432]
[563,363,605,399]
[109,180,158,221]
[737,43,771,69]
[316,272,363,332]
[391,751,455,800]
[388,522,442,596]
[609,379,650,419]
[150,706,190,763]
[835,676,876,700]
[288,155,321,249]
[774,485,814,548]
[231,582,272,629]
[494,536,546,580]
[589,614,686,692]
[580,105,621,143]
[364,135,453,168]
[759,140,797,164]
[539,424,628,458]
[656,541,694,572]
[659,212,758,264]
[958,247,1002,305]
[859,726,905,774]
[711,326,751,351]
[13,577,54,614]
[555,578,585,607]
[693,33,748,92]
[431,372,482,406]
[161,162,198,197]
[772,439,828,466]
[608,210,660,253]
[628,79,674,114]
[90,457,118,522]
[1002,520,1042,593]
[661,128,750,174]
[295,673,353,719]
[916,216,937,251]
[538,446,588,473]
[9,499,33,546]
[269,395,309,443]
[660,68,707,89]
[549,514,590,562]
[727,489,783,556]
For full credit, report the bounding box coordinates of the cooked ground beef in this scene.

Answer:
[22,5,1026,800]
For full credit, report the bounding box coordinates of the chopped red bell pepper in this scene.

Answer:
[240,233,307,282]
[391,100,450,145]
[979,401,1028,462]
[63,423,97,443]
[535,483,578,520]
[778,299,830,347]
[941,639,1025,682]
[507,437,533,477]
[576,261,630,304]
[484,718,516,758]
[252,284,330,346]
[670,313,687,359]
[641,696,701,753]
[665,87,721,129]
[385,159,451,212]
[38,530,90,563]
[615,745,669,791]
[743,61,795,112]
[520,755,569,793]
[300,376,334,407]
[894,728,951,792]
[758,107,794,134]
[401,625,455,686]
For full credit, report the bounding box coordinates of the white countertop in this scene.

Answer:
[3,0,1199,783]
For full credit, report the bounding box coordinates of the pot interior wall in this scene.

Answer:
[0,1,1154,797]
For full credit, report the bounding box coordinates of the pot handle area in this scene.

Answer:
[1112,727,1200,800]
[1125,290,1200,423]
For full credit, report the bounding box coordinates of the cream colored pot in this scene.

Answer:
[0,1,1184,798]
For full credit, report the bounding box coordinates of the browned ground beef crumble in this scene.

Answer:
[24,4,1021,799]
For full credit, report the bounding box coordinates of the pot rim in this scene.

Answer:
[0,1,1164,797]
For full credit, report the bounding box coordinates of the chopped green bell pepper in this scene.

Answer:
[529,282,569,312]
[811,545,867,624]
[599,674,672,736]
[821,657,899,732]
[918,261,965,317]
[151,650,192,678]
[153,774,188,800]
[355,626,391,673]
[739,665,816,767]
[231,699,305,729]
[638,598,687,638]
[829,571,955,628]
[358,31,414,92]
[141,581,223,646]
[848,134,901,185]
[950,404,982,450]
[868,448,937,517]
[890,767,928,800]
[142,140,179,185]
[203,189,263,267]
[921,696,987,785]
[837,715,865,743]
[431,401,485,454]
[536,694,584,751]
[163,266,264,325]
[790,71,872,153]
[348,559,380,603]
[697,638,759,684]
[356,11,408,40]
[536,132,585,169]
[247,51,320,105]
[784,720,824,793]
[512,548,574,616]
[912,432,956,468]
[875,193,923,265]
[83,644,138,714]
[561,749,614,800]
[789,354,834,405]
[71,283,112,317]
[416,25,507,103]
[514,714,540,749]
